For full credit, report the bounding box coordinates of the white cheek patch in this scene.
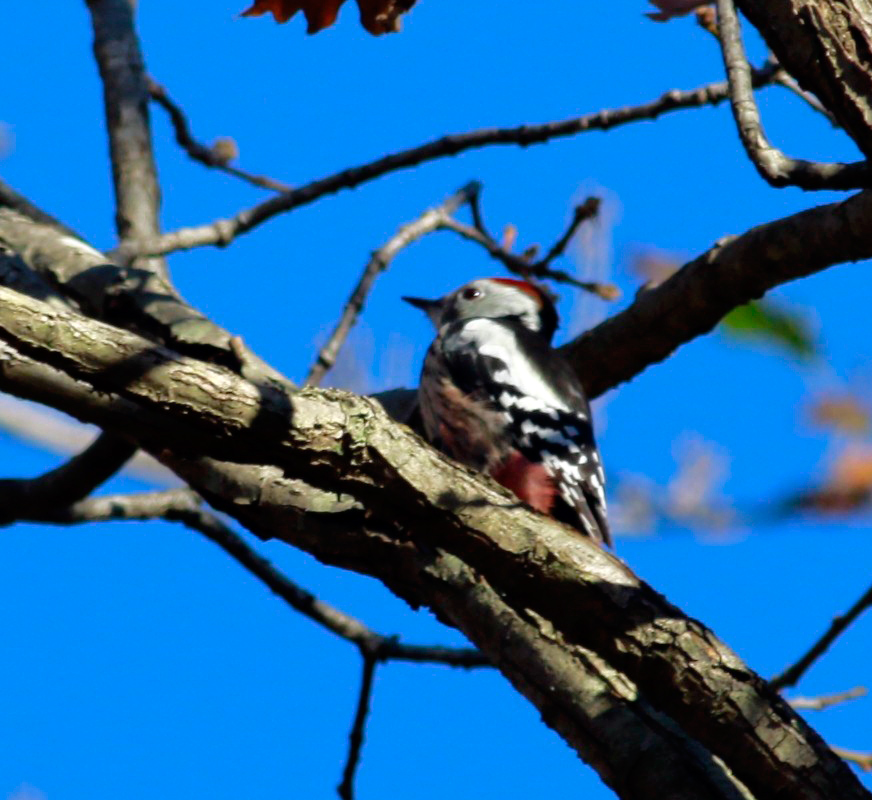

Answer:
[458,320,571,411]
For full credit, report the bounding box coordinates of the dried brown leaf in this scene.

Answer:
[240,0,416,34]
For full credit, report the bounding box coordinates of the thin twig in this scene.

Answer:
[771,582,872,690]
[28,489,490,669]
[305,181,481,386]
[788,687,867,711]
[307,187,615,386]
[0,432,137,525]
[831,746,872,772]
[539,197,602,265]
[436,205,619,300]
[0,395,173,485]
[147,78,293,193]
[125,68,782,259]
[337,655,377,800]
[715,0,870,190]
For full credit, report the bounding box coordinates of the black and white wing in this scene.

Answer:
[439,317,611,547]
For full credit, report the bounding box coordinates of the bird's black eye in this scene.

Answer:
[462,287,482,300]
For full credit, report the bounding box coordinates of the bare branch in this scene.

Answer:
[734,0,872,156]
[694,11,839,126]
[28,487,488,668]
[337,656,377,800]
[715,0,871,190]
[305,181,481,386]
[562,190,872,399]
[0,187,295,393]
[128,69,782,259]
[85,0,170,279]
[307,187,615,387]
[0,395,174,486]
[436,202,619,299]
[0,432,136,524]
[168,498,488,667]
[788,687,868,711]
[771,582,872,691]
[771,69,838,126]
[0,286,864,799]
[75,6,294,393]
[539,197,602,265]
[147,78,293,193]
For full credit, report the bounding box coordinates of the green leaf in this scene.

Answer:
[720,299,817,359]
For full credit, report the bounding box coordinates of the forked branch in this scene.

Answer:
[715,0,871,190]
[123,67,782,260]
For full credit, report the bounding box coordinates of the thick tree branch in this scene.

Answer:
[0,284,864,799]
[147,78,293,193]
[562,190,872,399]
[121,68,780,259]
[771,581,872,691]
[735,0,872,157]
[0,433,136,524]
[0,192,293,392]
[6,183,872,420]
[715,0,871,190]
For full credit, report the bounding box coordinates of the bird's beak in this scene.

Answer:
[402,295,443,327]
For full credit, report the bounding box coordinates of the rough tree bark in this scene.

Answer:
[0,214,870,799]
[737,0,872,156]
[3,0,872,798]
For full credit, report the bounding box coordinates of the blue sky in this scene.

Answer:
[2,2,871,799]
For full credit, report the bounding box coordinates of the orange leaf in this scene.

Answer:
[241,0,343,32]
[830,445,872,492]
[240,0,416,34]
[788,444,872,514]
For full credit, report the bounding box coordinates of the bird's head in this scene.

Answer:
[403,278,558,341]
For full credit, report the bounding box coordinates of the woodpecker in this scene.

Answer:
[404,277,611,548]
